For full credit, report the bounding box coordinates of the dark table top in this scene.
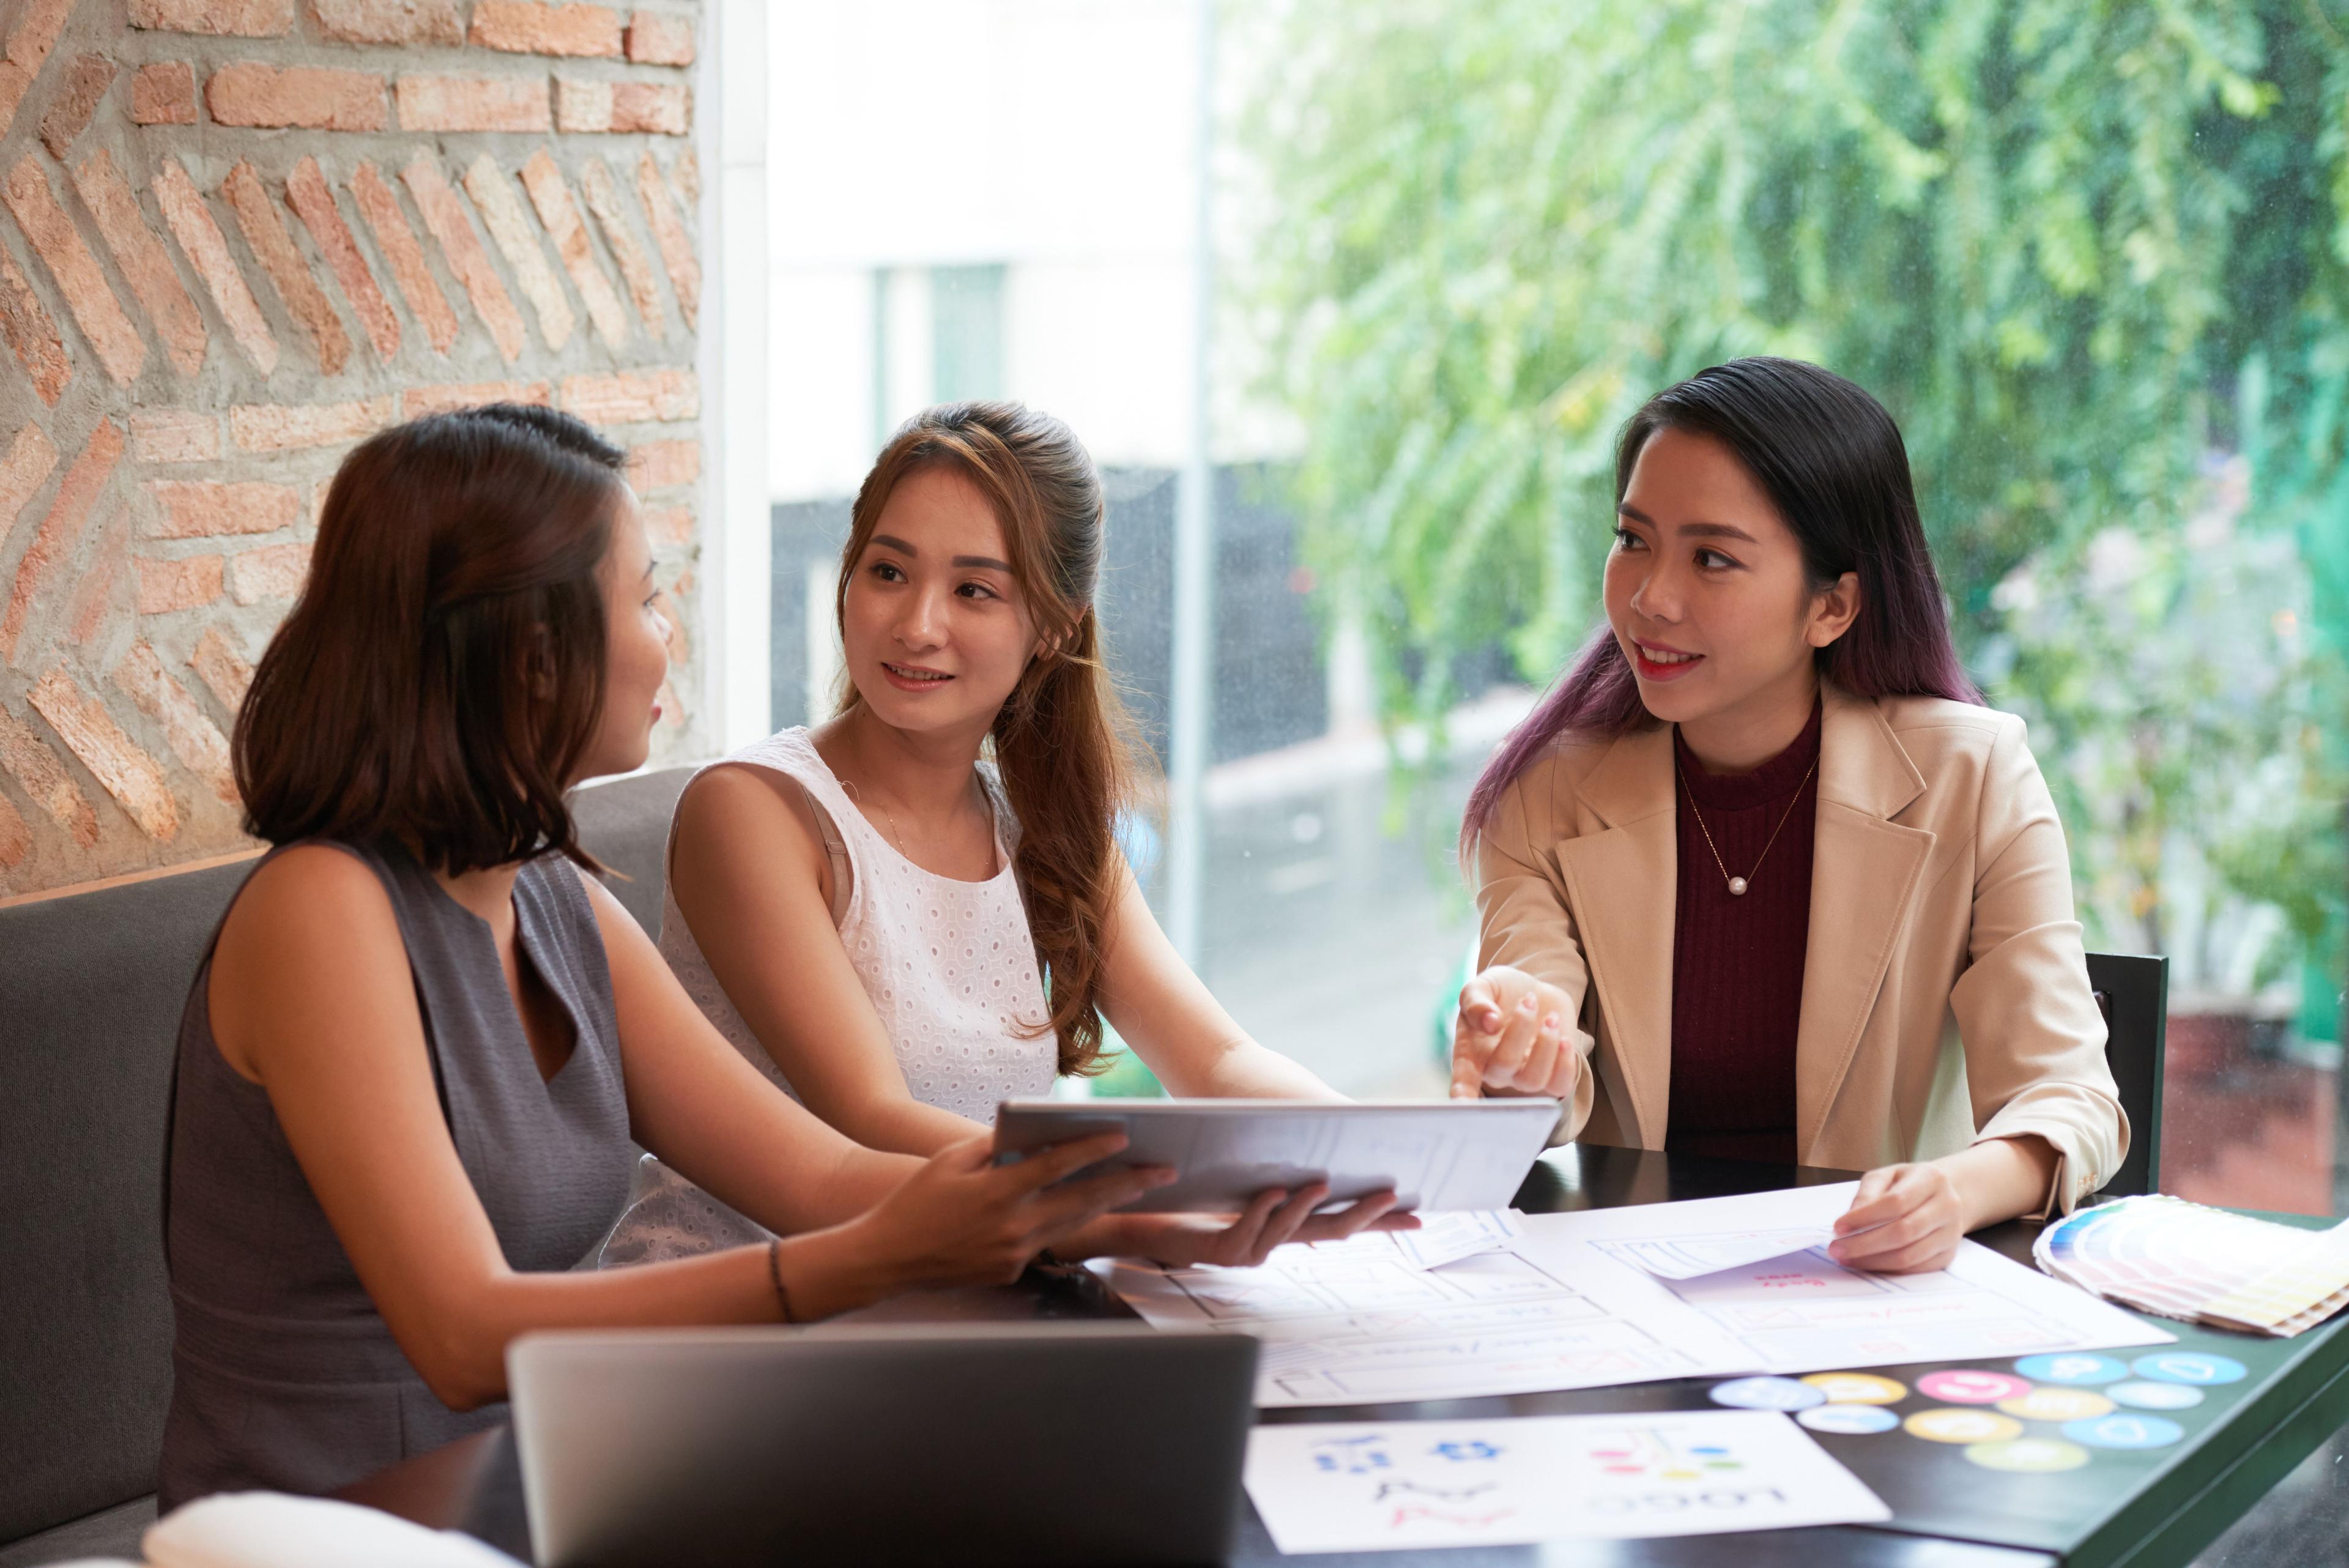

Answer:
[341,1145,2349,1567]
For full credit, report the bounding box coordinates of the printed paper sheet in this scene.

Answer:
[1244,1410,1890,1553]
[1100,1225,1754,1406]
[1542,1182,2174,1375]
[1104,1180,2169,1407]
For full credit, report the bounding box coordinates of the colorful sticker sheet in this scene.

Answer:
[2035,1195,2349,1337]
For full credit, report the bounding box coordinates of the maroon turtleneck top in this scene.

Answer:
[1666,697,1823,1165]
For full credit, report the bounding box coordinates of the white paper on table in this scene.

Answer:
[1391,1209,1523,1271]
[1102,1180,2170,1408]
[1243,1410,1889,1555]
[1100,1227,1758,1407]
[1611,1225,1839,1280]
[1516,1182,2174,1373]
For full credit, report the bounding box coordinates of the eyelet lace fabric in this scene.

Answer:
[598,727,1056,1267]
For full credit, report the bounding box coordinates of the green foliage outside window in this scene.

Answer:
[1237,0,2349,1022]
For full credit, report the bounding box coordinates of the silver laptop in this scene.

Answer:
[509,1322,1259,1567]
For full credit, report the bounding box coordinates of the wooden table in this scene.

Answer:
[341,1146,2349,1566]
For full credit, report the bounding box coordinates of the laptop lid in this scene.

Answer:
[509,1322,1258,1568]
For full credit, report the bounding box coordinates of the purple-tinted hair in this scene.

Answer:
[1460,357,1982,852]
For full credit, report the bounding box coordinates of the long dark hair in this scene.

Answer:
[236,404,629,874]
[1462,357,1980,847]
[837,402,1145,1076]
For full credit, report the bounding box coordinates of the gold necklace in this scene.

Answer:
[1677,755,1817,897]
[837,779,910,860]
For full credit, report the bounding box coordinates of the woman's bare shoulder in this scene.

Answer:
[210,844,411,1077]
[670,762,836,909]
[221,842,395,942]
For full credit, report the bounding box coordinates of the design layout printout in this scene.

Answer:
[1390,1209,1522,1272]
[1100,1225,1757,1407]
[1104,1181,2170,1408]
[1560,1183,2175,1375]
[1243,1410,1890,1554]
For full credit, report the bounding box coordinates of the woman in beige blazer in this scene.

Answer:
[1453,358,2126,1273]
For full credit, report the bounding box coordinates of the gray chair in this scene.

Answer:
[0,766,696,1561]
[2087,950,2170,1200]
[0,857,251,1559]
[573,764,696,937]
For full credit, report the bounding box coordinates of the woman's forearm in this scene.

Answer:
[1933,1133,2060,1232]
[820,1090,985,1159]
[1184,1036,1344,1101]
[414,1244,782,1410]
[421,1211,922,1410]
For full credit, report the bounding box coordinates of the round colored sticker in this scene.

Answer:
[1799,1403,1902,1435]
[2014,1353,2129,1386]
[1997,1388,2116,1422]
[1801,1372,1907,1405]
[1906,1408,2025,1444]
[2065,1414,2184,1451]
[2131,1353,2247,1387]
[1917,1370,2032,1405]
[1964,1437,2091,1473]
[2109,1381,2206,1411]
[1710,1376,1825,1411]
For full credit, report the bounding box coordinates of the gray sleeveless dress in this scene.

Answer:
[158,839,636,1507]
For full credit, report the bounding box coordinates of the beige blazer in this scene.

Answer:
[1475,685,2128,1213]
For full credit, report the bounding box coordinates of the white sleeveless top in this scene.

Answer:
[599,727,1058,1266]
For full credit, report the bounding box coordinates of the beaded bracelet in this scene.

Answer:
[765,1237,795,1323]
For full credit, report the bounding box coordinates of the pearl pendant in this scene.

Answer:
[1727,877,1749,896]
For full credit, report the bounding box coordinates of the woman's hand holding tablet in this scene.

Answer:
[992,1099,1560,1232]
[1063,1186,1418,1268]
[787,1130,1173,1306]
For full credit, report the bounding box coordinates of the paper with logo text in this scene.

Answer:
[1244,1411,1888,1553]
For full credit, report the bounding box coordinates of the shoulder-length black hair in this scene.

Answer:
[1463,357,1981,846]
[234,404,628,874]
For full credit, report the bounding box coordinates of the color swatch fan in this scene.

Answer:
[2035,1195,2349,1337]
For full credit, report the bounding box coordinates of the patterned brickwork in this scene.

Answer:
[0,0,706,896]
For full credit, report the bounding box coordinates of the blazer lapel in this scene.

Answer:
[1794,689,1936,1159]
[1556,724,1676,1147]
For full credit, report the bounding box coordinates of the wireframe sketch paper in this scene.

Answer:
[1104,1179,2169,1407]
[1611,1225,1839,1280]
[1101,1226,1760,1407]
[1243,1410,1890,1554]
[1392,1209,1522,1272]
[1537,1182,2175,1375]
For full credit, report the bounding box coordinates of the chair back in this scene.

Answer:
[2086,951,2170,1199]
[571,765,696,937]
[0,858,249,1545]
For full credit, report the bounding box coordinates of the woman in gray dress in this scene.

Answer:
[157,406,1193,1507]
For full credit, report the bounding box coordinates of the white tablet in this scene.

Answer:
[992,1098,1560,1214]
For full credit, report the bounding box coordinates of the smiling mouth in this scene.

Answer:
[1633,641,1701,666]
[882,663,952,683]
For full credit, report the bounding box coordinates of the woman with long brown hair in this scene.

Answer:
[608,401,1409,1268]
[160,404,1178,1507]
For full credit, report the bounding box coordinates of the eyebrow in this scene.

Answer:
[869,534,1014,573]
[1616,503,1758,544]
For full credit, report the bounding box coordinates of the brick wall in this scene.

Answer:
[0,0,708,897]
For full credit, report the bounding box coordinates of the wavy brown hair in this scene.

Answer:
[235,404,628,874]
[837,402,1144,1076]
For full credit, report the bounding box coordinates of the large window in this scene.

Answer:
[767,2,2349,1213]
